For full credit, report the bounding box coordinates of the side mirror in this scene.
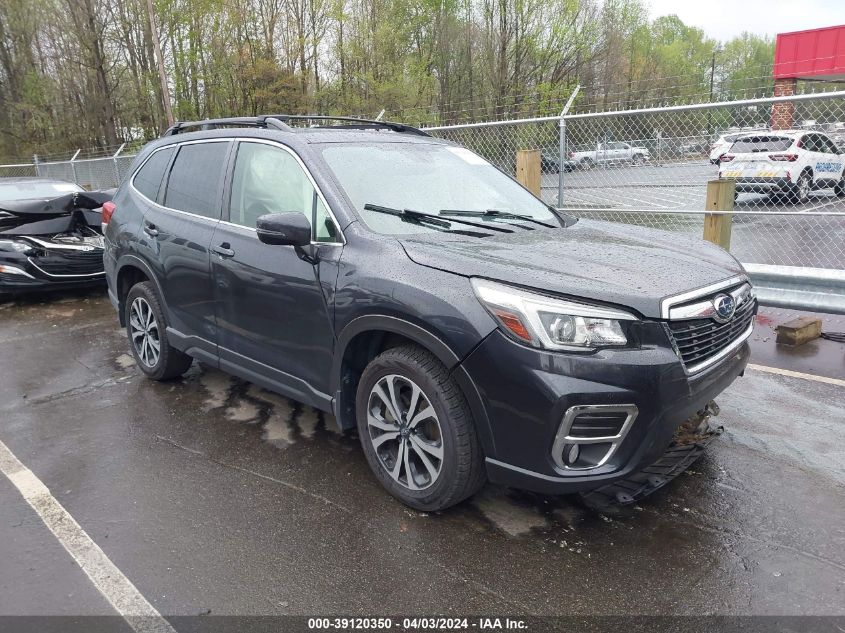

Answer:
[256,212,311,247]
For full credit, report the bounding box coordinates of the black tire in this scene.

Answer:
[835,175,845,198]
[580,158,594,170]
[632,153,645,166]
[791,171,812,204]
[124,281,193,381]
[356,345,485,511]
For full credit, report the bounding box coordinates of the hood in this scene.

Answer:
[399,219,745,318]
[0,191,111,236]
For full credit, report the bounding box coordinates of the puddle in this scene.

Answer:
[115,353,135,369]
[471,487,552,536]
[464,484,634,541]
[193,366,350,450]
[225,400,260,422]
[199,370,234,411]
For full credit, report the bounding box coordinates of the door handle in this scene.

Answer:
[143,221,159,237]
[212,242,235,258]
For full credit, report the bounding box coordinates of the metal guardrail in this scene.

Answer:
[745,264,845,315]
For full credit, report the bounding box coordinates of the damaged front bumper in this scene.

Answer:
[458,325,749,498]
[0,191,110,295]
[579,403,723,509]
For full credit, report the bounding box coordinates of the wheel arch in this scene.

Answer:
[114,255,166,327]
[330,314,497,457]
[331,316,459,427]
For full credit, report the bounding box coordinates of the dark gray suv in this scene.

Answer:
[104,115,755,511]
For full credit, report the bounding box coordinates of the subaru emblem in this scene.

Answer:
[712,293,736,323]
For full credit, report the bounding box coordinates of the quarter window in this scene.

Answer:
[163,142,229,218]
[133,147,174,202]
[228,142,338,241]
[819,135,839,154]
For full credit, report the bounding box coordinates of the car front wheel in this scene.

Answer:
[356,345,485,511]
[125,281,193,381]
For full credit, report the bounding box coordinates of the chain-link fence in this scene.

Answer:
[30,149,136,191]
[2,92,844,271]
[0,163,38,178]
[426,90,845,271]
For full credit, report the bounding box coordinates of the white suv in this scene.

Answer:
[718,130,845,203]
[709,133,743,164]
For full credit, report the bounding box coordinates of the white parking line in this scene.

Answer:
[747,363,845,387]
[0,439,176,633]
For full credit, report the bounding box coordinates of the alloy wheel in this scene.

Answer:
[129,296,160,368]
[367,374,444,491]
[798,175,811,202]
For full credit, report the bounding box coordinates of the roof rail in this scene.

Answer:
[163,114,429,137]
[163,117,295,136]
[258,115,430,137]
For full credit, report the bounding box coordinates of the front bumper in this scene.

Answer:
[460,325,749,495]
[0,253,106,294]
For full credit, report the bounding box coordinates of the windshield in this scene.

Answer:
[320,142,557,234]
[0,180,82,203]
[729,136,793,153]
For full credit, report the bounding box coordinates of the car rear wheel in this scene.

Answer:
[125,281,193,381]
[579,158,595,170]
[792,172,812,204]
[835,175,845,198]
[356,345,485,511]
[632,153,645,166]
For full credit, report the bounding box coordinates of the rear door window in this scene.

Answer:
[163,142,229,218]
[729,136,793,153]
[133,147,174,202]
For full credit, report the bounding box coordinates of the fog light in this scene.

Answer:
[564,444,580,466]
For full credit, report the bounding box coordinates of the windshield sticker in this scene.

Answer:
[446,147,489,165]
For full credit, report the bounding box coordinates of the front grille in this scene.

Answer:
[29,250,104,277]
[667,292,755,371]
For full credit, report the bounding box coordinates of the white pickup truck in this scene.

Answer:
[569,142,650,169]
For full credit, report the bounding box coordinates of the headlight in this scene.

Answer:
[0,239,33,254]
[471,278,637,350]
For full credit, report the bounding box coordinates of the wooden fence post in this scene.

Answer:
[516,149,541,197]
[703,179,735,250]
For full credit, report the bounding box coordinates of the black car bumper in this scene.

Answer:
[0,252,106,295]
[459,325,749,495]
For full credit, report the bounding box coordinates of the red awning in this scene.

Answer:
[775,25,845,81]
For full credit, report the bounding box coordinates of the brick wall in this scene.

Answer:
[771,78,797,130]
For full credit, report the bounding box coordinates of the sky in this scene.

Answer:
[644,0,845,41]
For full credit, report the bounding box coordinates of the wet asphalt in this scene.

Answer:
[0,288,843,619]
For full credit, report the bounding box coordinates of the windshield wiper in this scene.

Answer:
[363,204,513,234]
[439,209,557,229]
